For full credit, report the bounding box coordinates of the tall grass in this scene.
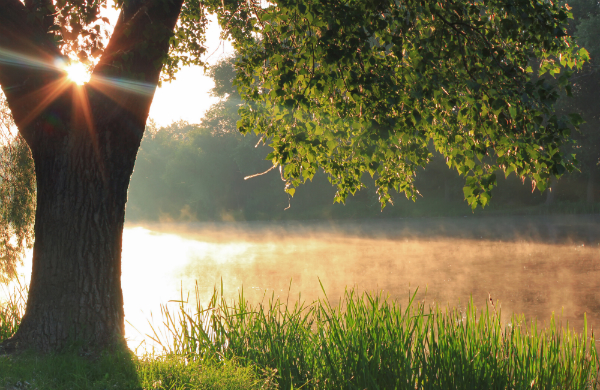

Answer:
[151,282,600,389]
[0,278,276,390]
[2,277,599,389]
[0,274,26,342]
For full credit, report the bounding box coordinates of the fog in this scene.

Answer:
[5,214,599,352]
[117,214,600,350]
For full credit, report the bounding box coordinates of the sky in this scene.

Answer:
[148,16,234,127]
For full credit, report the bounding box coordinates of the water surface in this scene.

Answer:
[121,214,600,350]
[6,214,600,351]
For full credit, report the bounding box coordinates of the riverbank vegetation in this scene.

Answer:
[1,281,598,389]
[126,116,600,223]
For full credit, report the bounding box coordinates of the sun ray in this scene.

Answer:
[87,74,157,122]
[0,47,64,72]
[13,78,71,129]
[65,62,90,85]
[89,75,155,98]
[71,85,106,181]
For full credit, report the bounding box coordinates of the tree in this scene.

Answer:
[557,0,600,204]
[0,0,588,353]
[0,95,35,283]
[0,0,194,353]
[232,1,588,208]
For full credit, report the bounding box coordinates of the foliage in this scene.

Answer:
[127,56,600,223]
[150,284,599,390]
[215,0,590,209]
[0,95,35,283]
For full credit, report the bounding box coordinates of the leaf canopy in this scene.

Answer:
[214,0,588,208]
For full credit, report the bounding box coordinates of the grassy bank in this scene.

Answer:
[0,351,275,390]
[1,280,599,389]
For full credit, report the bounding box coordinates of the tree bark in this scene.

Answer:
[4,89,140,353]
[0,0,184,353]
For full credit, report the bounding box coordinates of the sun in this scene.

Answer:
[64,62,90,85]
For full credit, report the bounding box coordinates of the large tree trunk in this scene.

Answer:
[0,0,184,353]
[2,88,143,353]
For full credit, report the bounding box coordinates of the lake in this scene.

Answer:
[7,213,600,351]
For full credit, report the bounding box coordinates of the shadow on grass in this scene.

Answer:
[0,345,142,390]
[0,348,276,390]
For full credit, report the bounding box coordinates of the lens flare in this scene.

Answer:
[65,62,90,85]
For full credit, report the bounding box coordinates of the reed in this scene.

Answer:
[0,275,26,342]
[2,278,599,389]
[149,282,600,389]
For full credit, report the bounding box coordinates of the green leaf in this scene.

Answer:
[568,113,584,127]
[229,0,582,209]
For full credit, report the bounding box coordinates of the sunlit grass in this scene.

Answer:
[2,278,599,389]
[151,282,600,389]
[0,274,25,342]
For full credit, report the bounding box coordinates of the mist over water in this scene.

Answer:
[4,214,598,351]
[119,214,600,350]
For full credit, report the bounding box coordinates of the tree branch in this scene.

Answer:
[0,0,64,143]
[24,0,56,31]
[91,0,185,128]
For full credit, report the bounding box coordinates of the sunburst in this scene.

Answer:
[65,62,90,85]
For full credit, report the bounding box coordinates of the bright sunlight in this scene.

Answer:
[65,62,89,85]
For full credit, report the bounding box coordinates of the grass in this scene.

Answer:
[0,351,275,390]
[0,277,25,343]
[150,282,600,389]
[0,346,141,390]
[1,278,599,389]
[0,278,275,390]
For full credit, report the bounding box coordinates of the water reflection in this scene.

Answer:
[5,215,600,351]
[122,215,600,351]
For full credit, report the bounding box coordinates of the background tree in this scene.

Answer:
[0,95,35,283]
[557,0,600,204]
[0,0,589,354]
